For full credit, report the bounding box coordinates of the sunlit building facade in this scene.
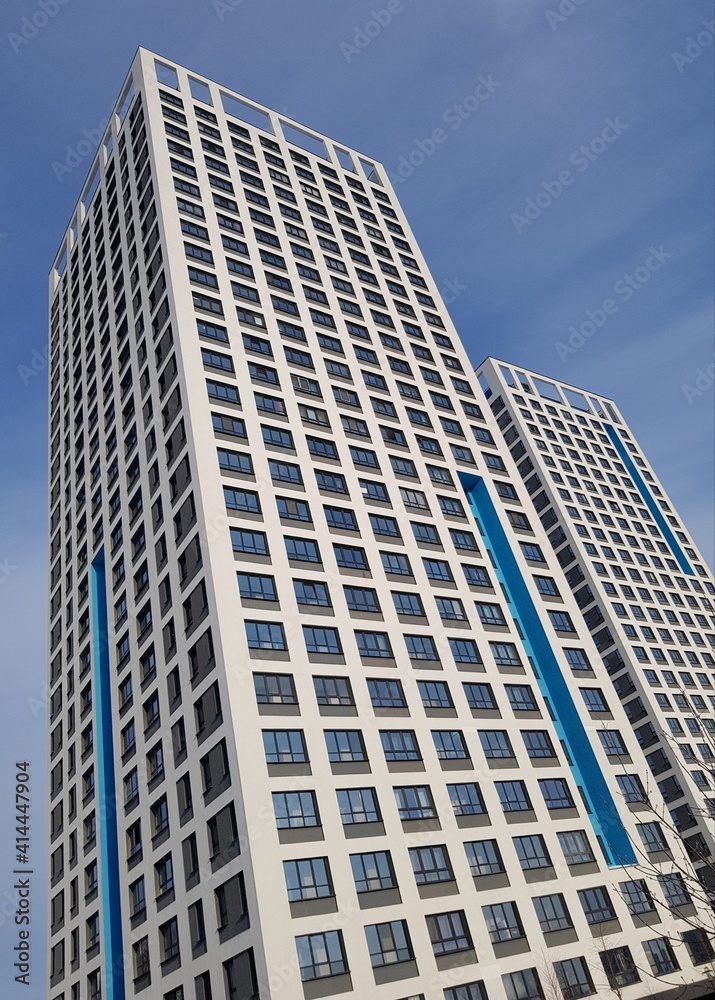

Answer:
[47,48,715,1000]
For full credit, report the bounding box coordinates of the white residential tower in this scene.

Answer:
[47,48,715,1000]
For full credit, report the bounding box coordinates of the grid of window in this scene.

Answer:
[350,851,396,893]
[513,835,551,870]
[482,901,524,943]
[557,830,594,866]
[485,358,715,924]
[533,893,572,933]
[409,845,453,884]
[365,920,413,967]
[554,957,595,999]
[46,59,715,1000]
[337,787,380,825]
[427,910,472,955]
[395,785,436,821]
[465,839,504,876]
[296,930,347,981]
[578,886,616,924]
[284,858,332,901]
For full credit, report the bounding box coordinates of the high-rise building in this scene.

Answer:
[47,48,715,1000]
[476,359,715,867]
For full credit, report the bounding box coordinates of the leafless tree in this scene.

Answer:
[588,928,695,1000]
[534,945,564,1000]
[595,705,715,995]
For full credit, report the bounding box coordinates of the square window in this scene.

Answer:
[365,920,413,967]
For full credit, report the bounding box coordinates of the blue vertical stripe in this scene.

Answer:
[91,549,125,999]
[605,424,694,576]
[460,474,636,866]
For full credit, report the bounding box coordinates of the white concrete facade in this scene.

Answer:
[476,359,715,875]
[47,49,715,1000]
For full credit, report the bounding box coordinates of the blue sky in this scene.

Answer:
[0,0,712,991]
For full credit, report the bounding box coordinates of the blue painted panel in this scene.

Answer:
[460,474,636,866]
[91,549,125,999]
[605,425,693,576]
